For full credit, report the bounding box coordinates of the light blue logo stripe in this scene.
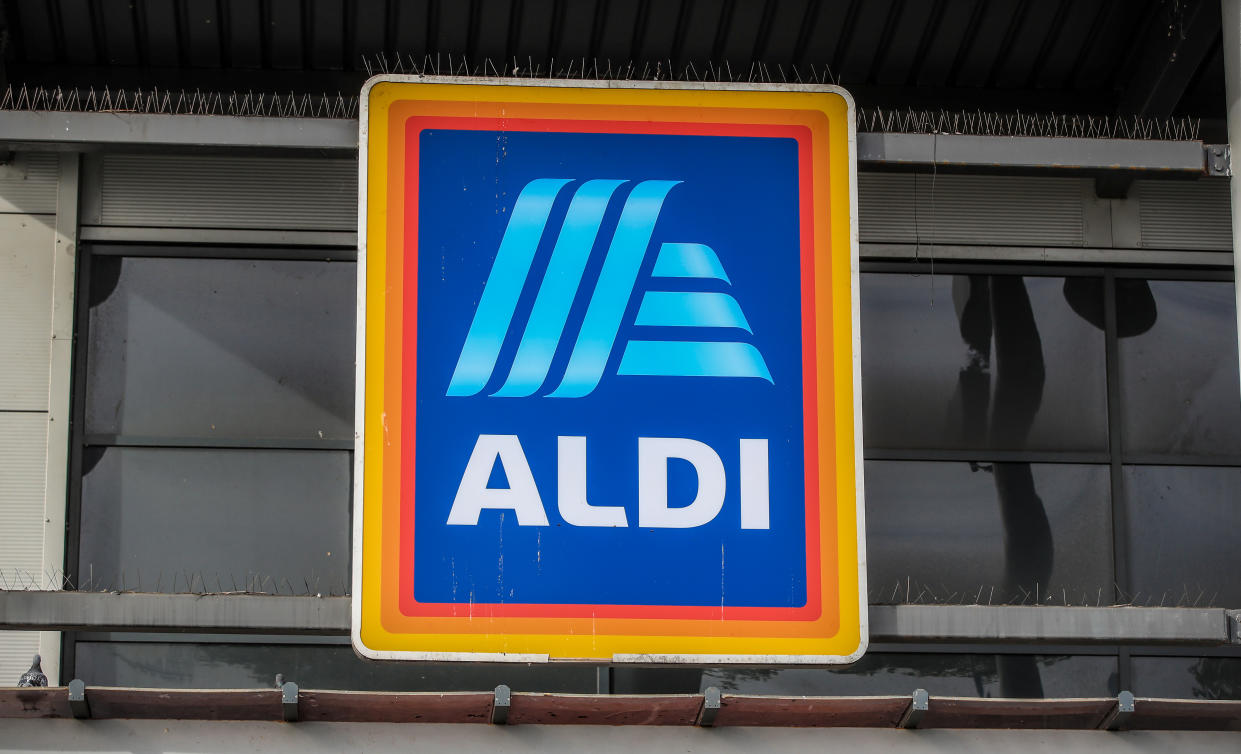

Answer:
[651,242,731,283]
[634,291,752,332]
[446,178,572,397]
[493,179,627,397]
[617,341,773,382]
[548,180,681,398]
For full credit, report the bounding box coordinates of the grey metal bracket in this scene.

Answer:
[1206,145,1231,176]
[1101,691,1135,731]
[67,679,90,719]
[491,684,511,725]
[280,681,299,722]
[900,689,929,729]
[698,687,722,727]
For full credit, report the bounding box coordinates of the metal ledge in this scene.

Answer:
[0,591,348,635]
[1,592,1235,646]
[869,605,1235,646]
[0,110,1219,174]
[0,111,357,154]
[856,132,1212,175]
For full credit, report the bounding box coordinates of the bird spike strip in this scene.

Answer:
[0,53,1201,141]
[0,566,1223,607]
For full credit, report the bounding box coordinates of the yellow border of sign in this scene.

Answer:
[353,76,866,663]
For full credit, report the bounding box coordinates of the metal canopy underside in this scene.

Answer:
[0,0,1226,124]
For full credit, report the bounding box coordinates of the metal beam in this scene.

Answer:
[0,110,1218,175]
[868,605,1233,646]
[1,591,1236,646]
[0,591,348,635]
[1119,0,1220,117]
[857,132,1210,175]
[0,111,357,154]
[1223,0,1241,436]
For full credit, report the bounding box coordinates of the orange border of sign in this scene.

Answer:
[353,77,866,663]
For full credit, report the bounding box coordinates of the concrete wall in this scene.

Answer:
[0,153,76,686]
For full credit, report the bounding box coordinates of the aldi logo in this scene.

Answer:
[355,78,865,664]
[448,178,770,398]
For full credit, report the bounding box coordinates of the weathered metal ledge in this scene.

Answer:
[0,110,1222,176]
[2,685,1239,730]
[1,591,1236,646]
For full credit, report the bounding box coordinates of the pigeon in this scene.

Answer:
[17,655,47,688]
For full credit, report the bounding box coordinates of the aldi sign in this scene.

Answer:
[353,77,865,663]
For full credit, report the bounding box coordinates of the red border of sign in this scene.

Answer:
[395,114,825,622]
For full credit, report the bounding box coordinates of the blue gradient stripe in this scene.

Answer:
[617,340,773,382]
[634,291,753,332]
[445,178,573,397]
[651,242,731,283]
[549,180,682,398]
[493,179,628,397]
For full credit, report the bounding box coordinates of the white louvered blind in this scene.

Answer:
[98,155,357,230]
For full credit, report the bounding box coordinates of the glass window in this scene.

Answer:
[861,273,1108,451]
[73,640,599,692]
[701,653,1118,698]
[865,461,1113,604]
[85,256,356,442]
[78,447,351,595]
[1132,656,1241,700]
[611,668,706,695]
[1122,465,1241,607]
[1118,280,1241,456]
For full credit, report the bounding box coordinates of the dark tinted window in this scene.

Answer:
[702,653,1118,698]
[861,273,1107,451]
[865,461,1113,604]
[1122,465,1241,607]
[73,640,598,692]
[1132,656,1241,700]
[78,447,351,594]
[1118,280,1241,456]
[85,256,355,442]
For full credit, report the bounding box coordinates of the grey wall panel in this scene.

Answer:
[98,155,357,230]
[0,215,56,410]
[1137,180,1232,251]
[0,411,49,687]
[859,173,1087,247]
[0,153,59,214]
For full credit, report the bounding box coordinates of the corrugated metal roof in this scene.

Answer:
[0,0,1225,120]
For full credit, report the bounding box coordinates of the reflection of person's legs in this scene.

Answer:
[954,275,993,445]
[988,277,1045,446]
[995,654,1046,699]
[987,279,1053,594]
[993,464,1053,597]
[988,278,1053,698]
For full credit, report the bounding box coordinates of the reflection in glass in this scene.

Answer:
[1132,656,1241,700]
[85,256,356,441]
[865,461,1113,605]
[73,641,598,692]
[1123,465,1241,607]
[701,654,1118,698]
[78,448,351,595]
[1118,280,1241,456]
[861,273,1107,451]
